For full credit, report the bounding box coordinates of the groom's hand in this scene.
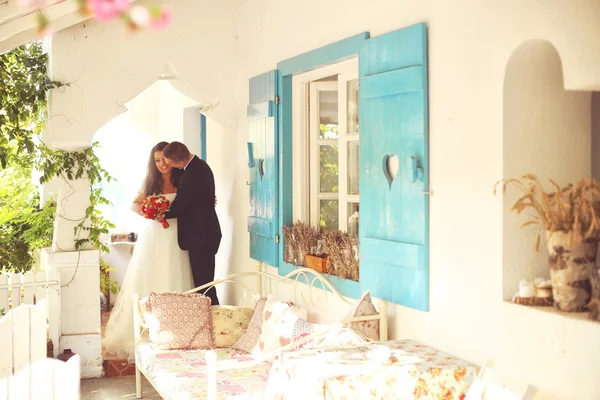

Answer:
[214,196,217,207]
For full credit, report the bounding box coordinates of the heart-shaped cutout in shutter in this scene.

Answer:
[259,159,265,181]
[382,154,399,188]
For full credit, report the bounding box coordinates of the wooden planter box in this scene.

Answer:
[305,254,328,274]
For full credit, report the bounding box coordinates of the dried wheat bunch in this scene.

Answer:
[292,221,321,260]
[324,230,359,281]
[589,271,600,322]
[282,225,295,263]
[494,175,600,250]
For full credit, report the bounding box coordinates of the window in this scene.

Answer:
[276,25,429,305]
[293,59,359,234]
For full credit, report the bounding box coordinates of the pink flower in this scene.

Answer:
[232,353,254,361]
[149,5,172,31]
[155,353,182,359]
[129,5,151,28]
[85,0,129,21]
[217,383,245,395]
[34,11,52,38]
[190,361,206,368]
[17,0,47,10]
[176,372,205,378]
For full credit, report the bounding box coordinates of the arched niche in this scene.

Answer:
[502,40,594,300]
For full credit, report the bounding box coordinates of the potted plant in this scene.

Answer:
[495,175,600,312]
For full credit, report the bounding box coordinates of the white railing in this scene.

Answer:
[0,271,61,357]
[0,300,80,399]
[0,299,79,400]
[0,356,80,400]
[0,300,47,381]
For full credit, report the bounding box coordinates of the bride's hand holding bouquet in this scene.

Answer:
[141,195,170,228]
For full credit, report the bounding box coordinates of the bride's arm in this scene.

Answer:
[131,191,146,216]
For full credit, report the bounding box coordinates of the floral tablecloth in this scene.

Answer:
[265,339,477,400]
[136,343,272,400]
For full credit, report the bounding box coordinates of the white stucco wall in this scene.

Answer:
[46,0,600,398]
[205,116,240,305]
[233,1,600,399]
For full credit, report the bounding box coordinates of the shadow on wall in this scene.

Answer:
[502,40,597,300]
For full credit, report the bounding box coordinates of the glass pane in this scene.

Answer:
[347,140,359,195]
[320,200,339,231]
[347,202,359,237]
[319,90,339,139]
[347,79,359,134]
[320,144,339,193]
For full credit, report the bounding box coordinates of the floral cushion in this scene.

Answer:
[211,306,253,348]
[147,292,214,350]
[346,290,380,341]
[252,294,307,356]
[231,297,267,353]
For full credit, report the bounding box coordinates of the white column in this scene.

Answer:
[40,249,103,379]
[46,54,106,378]
[52,175,92,252]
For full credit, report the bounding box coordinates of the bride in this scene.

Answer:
[103,141,194,361]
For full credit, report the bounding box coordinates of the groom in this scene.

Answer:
[162,141,221,306]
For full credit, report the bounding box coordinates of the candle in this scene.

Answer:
[519,279,535,298]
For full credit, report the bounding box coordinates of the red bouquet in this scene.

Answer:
[141,195,170,228]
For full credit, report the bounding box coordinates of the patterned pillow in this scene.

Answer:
[252,294,307,357]
[291,319,325,348]
[147,292,214,350]
[346,290,380,341]
[231,297,267,353]
[211,306,253,348]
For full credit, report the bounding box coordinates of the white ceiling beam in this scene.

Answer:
[0,0,87,53]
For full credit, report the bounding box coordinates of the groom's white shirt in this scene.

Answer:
[183,154,194,171]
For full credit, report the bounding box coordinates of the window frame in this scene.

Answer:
[292,58,359,231]
[277,32,370,300]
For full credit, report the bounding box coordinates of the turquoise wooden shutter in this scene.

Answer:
[248,71,279,267]
[359,23,429,310]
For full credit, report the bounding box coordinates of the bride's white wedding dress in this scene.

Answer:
[103,193,194,361]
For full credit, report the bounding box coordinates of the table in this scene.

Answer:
[265,339,477,400]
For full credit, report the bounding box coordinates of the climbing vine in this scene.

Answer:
[0,41,118,294]
[37,142,115,253]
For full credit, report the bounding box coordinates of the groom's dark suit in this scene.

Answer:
[164,155,221,305]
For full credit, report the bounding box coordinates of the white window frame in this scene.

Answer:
[291,58,359,231]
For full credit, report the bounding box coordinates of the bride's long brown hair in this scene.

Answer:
[143,142,184,196]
